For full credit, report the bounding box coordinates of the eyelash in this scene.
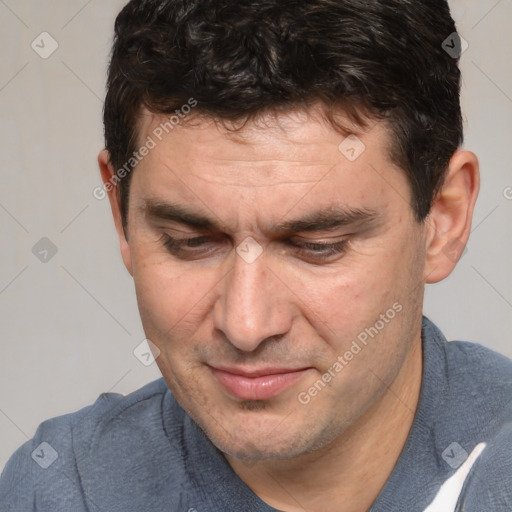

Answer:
[161,234,347,261]
[289,239,347,259]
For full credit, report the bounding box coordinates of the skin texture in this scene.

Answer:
[99,106,479,512]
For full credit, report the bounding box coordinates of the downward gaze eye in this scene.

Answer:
[162,234,213,253]
[160,234,348,262]
[289,240,347,261]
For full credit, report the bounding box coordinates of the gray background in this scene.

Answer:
[0,0,511,471]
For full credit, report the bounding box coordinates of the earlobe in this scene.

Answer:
[97,150,133,276]
[424,150,480,284]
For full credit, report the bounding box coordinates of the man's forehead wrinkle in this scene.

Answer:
[188,175,324,188]
[156,154,338,187]
[206,158,333,165]
[186,163,333,188]
[158,160,227,227]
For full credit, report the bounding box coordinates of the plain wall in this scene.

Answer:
[1,0,511,471]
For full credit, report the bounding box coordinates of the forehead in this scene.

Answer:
[136,106,393,169]
[130,106,410,229]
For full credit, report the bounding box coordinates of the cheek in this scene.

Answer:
[288,245,410,342]
[131,245,213,340]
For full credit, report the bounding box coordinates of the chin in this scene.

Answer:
[198,412,328,462]
[215,436,303,462]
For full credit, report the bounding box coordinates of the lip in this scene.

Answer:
[209,366,311,401]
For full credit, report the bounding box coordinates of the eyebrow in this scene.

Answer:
[143,199,379,235]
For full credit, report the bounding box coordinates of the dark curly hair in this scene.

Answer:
[103,0,463,227]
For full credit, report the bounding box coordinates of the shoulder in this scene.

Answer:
[30,376,172,453]
[443,335,512,413]
[445,336,512,376]
[0,378,177,511]
[423,316,512,379]
[423,317,512,414]
[421,319,512,509]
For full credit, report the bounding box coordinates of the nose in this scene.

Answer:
[213,247,292,352]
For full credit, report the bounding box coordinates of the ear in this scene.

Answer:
[424,150,480,283]
[97,150,133,276]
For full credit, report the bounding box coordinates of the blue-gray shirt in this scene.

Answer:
[2,317,512,511]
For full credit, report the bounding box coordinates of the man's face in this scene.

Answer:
[122,108,427,460]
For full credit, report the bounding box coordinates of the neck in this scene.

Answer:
[226,334,423,512]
